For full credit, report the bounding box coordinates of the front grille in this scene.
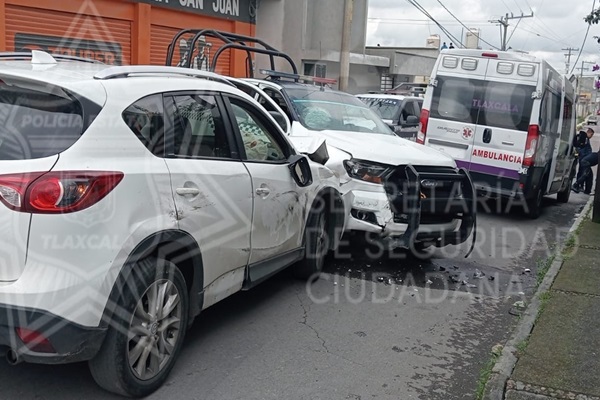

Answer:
[384,165,468,220]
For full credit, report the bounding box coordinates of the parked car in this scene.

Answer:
[586,115,598,125]
[356,93,423,140]
[418,49,577,218]
[0,51,344,397]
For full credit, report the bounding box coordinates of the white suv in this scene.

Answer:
[0,51,344,397]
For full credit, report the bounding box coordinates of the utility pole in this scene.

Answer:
[339,0,353,92]
[489,12,534,51]
[563,47,580,75]
[576,61,596,94]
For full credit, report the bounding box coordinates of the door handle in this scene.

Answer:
[255,187,271,196]
[176,188,200,196]
[483,128,492,144]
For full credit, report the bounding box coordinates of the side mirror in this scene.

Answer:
[288,155,313,187]
[269,110,288,132]
[306,139,329,165]
[405,115,419,126]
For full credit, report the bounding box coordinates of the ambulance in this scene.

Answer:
[417,49,577,218]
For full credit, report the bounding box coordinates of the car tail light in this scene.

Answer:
[523,125,540,167]
[16,327,55,353]
[417,109,430,144]
[0,171,124,213]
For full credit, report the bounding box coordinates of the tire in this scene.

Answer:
[294,197,329,280]
[525,186,543,219]
[89,258,189,397]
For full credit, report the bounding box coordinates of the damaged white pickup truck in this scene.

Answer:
[227,76,476,257]
[168,29,477,257]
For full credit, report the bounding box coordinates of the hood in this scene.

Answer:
[290,122,456,168]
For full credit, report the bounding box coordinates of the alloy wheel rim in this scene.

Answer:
[127,279,182,381]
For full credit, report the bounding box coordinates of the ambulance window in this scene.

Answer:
[478,82,534,132]
[540,90,561,134]
[431,77,477,124]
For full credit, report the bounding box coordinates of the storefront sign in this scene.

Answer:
[15,33,122,65]
[134,0,257,24]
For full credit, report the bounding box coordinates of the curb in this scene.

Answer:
[482,197,595,400]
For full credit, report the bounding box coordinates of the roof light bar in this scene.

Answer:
[260,69,300,80]
[442,56,458,69]
[517,63,536,77]
[461,58,478,71]
[260,69,337,85]
[497,62,514,75]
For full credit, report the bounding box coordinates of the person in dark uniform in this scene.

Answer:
[572,127,596,194]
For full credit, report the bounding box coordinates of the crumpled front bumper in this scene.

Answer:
[344,165,477,254]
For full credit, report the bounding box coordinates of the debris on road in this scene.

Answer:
[474,268,485,279]
[439,266,446,272]
[524,268,531,273]
[491,344,504,356]
[509,300,527,316]
[488,276,496,281]
[377,276,385,283]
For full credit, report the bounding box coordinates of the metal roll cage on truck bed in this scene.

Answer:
[166,29,477,258]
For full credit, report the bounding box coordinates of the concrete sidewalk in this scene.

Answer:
[486,201,600,399]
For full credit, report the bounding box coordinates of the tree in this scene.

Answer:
[585,8,600,24]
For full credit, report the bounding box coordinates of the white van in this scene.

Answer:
[417,49,577,218]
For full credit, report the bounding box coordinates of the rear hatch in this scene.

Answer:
[0,77,97,281]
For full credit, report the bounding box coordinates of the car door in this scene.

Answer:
[163,92,253,303]
[222,94,308,269]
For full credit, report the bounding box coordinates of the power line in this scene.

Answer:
[499,0,514,13]
[521,0,534,12]
[404,0,463,47]
[435,0,499,49]
[512,0,524,13]
[568,0,597,75]
[506,14,523,45]
[514,24,570,45]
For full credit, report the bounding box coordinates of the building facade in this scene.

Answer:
[0,0,256,76]
[255,0,388,93]
[0,0,434,94]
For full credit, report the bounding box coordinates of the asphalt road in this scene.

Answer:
[0,189,590,399]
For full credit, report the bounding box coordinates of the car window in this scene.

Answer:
[228,97,287,162]
[402,101,416,120]
[285,86,394,135]
[0,82,93,160]
[362,97,402,120]
[167,94,231,158]
[122,94,165,157]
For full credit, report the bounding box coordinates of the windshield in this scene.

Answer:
[285,86,394,135]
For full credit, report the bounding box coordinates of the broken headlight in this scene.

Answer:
[343,159,391,184]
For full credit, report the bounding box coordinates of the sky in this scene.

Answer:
[366,0,600,77]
